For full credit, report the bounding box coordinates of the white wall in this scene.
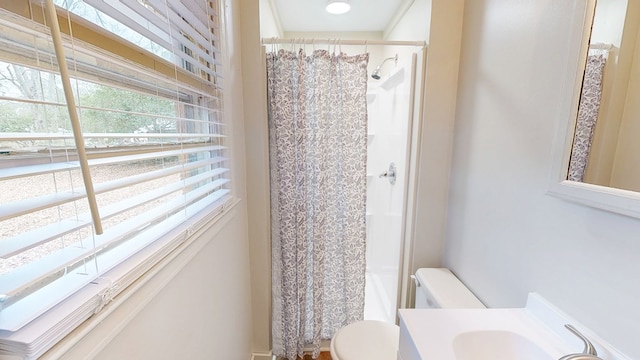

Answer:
[92,212,253,360]
[383,0,432,61]
[590,0,628,46]
[382,0,466,310]
[445,0,640,358]
[365,60,414,323]
[39,0,255,358]
[43,210,253,360]
[259,0,282,38]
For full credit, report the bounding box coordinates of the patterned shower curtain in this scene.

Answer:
[267,49,369,360]
[568,53,607,182]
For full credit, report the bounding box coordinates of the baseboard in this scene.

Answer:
[252,342,331,360]
[251,352,274,360]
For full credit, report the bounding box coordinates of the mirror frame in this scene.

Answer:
[548,0,640,219]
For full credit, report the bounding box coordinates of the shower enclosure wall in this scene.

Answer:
[364,54,418,324]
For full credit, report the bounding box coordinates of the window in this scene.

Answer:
[0,0,231,357]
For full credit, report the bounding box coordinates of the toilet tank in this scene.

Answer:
[414,268,485,309]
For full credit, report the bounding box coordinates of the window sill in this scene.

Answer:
[0,198,240,360]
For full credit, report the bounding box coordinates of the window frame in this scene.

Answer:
[0,1,235,357]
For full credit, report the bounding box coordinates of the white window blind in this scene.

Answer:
[0,0,231,358]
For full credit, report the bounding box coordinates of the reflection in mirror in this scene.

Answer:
[567,0,640,192]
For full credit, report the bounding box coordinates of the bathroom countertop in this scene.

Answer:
[396,293,631,360]
[397,307,568,360]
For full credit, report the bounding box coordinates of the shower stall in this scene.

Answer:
[364,50,424,323]
[261,38,426,327]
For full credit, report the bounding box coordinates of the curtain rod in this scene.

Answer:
[261,38,427,47]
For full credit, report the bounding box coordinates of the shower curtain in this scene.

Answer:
[267,49,369,360]
[568,53,607,182]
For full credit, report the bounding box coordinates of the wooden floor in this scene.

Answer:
[296,352,332,360]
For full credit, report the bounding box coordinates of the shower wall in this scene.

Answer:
[364,58,413,323]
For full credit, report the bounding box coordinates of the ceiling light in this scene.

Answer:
[326,0,351,14]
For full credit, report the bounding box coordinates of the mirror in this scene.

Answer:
[548,0,640,218]
[568,0,640,192]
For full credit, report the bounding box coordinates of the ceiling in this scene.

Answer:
[270,0,406,33]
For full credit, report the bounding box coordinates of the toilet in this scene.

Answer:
[329,268,485,360]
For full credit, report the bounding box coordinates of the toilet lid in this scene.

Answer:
[331,320,399,360]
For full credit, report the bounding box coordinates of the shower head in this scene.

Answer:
[371,66,383,80]
[371,54,398,80]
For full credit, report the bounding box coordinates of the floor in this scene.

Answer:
[296,352,332,360]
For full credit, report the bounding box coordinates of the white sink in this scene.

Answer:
[397,293,631,360]
[453,330,554,360]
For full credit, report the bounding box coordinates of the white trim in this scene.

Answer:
[546,0,640,219]
[383,0,416,40]
[400,48,427,310]
[266,0,284,37]
[548,180,640,219]
[251,352,274,360]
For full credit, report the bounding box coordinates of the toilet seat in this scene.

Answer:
[330,320,399,360]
